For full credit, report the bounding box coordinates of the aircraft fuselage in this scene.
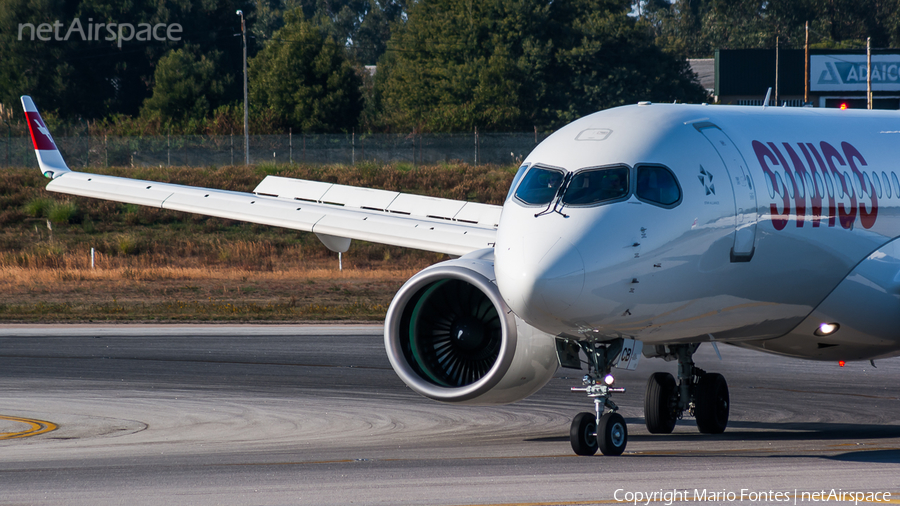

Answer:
[495,103,900,361]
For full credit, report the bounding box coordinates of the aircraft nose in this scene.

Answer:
[496,234,585,325]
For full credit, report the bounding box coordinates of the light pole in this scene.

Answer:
[237,10,249,165]
[867,37,873,110]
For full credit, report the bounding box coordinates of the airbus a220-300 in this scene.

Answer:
[21,95,900,455]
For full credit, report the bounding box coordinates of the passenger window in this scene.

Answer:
[561,167,629,206]
[636,166,681,206]
[515,167,565,205]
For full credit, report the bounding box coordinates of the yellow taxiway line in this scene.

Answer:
[0,415,57,440]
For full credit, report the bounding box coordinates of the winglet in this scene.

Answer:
[20,96,70,179]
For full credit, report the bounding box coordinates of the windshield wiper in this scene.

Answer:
[534,172,572,218]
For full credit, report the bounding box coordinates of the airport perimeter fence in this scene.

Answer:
[1,131,552,169]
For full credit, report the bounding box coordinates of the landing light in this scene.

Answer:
[603,374,615,385]
[815,322,840,336]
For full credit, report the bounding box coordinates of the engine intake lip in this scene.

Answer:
[384,263,519,403]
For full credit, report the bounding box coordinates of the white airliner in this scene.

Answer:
[21,95,900,456]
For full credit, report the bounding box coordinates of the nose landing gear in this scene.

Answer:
[643,343,730,434]
[570,376,629,456]
[569,339,636,456]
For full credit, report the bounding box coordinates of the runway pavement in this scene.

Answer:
[1,324,899,505]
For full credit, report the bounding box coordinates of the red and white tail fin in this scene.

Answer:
[20,96,70,179]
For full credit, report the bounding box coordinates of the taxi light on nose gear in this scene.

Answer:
[814,322,840,336]
[603,374,615,385]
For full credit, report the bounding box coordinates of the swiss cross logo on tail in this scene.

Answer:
[25,112,57,151]
[34,119,51,140]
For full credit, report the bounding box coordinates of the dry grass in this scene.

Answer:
[0,265,422,284]
[0,265,418,322]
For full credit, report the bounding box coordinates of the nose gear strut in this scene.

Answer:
[568,338,634,456]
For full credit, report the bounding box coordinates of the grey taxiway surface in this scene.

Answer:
[1,325,899,506]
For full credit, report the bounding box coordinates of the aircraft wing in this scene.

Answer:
[22,96,500,257]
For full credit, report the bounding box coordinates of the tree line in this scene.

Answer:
[1,0,898,135]
[637,0,900,57]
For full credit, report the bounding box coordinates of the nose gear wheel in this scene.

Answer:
[570,412,598,456]
[598,412,627,456]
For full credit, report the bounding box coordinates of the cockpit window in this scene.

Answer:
[561,167,629,206]
[506,164,529,202]
[514,166,565,205]
[636,165,681,206]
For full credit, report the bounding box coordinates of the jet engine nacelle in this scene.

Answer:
[384,249,559,405]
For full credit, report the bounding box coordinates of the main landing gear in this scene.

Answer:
[569,339,631,456]
[643,343,729,435]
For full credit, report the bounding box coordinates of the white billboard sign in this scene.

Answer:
[811,54,900,91]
